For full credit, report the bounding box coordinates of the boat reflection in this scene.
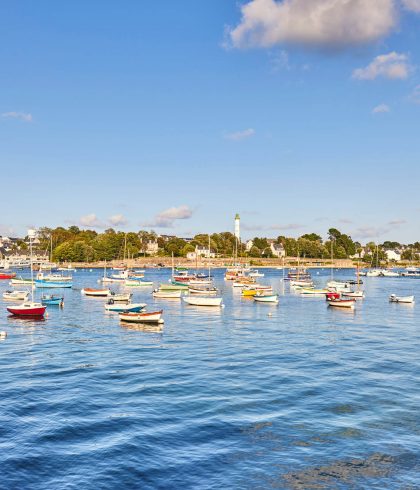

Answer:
[120,321,163,334]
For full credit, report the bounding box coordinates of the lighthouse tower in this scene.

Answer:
[234,213,240,242]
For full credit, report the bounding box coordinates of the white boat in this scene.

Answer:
[327,298,355,309]
[342,290,365,299]
[152,289,182,299]
[2,290,30,301]
[37,272,72,282]
[380,269,400,277]
[188,279,213,286]
[389,294,414,303]
[188,287,218,295]
[300,288,328,295]
[253,293,278,303]
[249,270,264,277]
[10,277,34,286]
[183,296,223,307]
[109,292,132,302]
[366,269,381,277]
[119,310,164,324]
[125,280,153,287]
[105,302,146,312]
[290,280,314,287]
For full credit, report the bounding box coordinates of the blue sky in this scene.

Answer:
[1,0,419,243]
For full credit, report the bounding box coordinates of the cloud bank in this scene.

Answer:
[146,205,193,228]
[227,0,397,50]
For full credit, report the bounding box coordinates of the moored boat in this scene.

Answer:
[7,302,47,317]
[389,294,414,303]
[82,288,111,297]
[152,289,182,299]
[188,287,218,295]
[41,294,64,306]
[109,292,132,302]
[327,298,355,309]
[253,293,279,303]
[0,272,17,280]
[105,301,146,313]
[124,280,153,287]
[2,290,30,301]
[35,280,73,289]
[183,296,223,307]
[119,310,164,324]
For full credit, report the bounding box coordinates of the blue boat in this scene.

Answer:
[41,294,64,306]
[35,280,73,289]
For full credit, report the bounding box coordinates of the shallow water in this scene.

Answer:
[0,268,419,489]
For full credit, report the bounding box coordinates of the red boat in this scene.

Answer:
[0,272,16,280]
[7,302,47,317]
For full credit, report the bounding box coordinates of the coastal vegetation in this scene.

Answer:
[4,226,414,264]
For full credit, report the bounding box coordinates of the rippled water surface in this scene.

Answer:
[0,268,419,489]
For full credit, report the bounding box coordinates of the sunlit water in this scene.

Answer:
[0,268,419,489]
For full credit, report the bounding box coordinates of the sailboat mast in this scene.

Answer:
[331,239,334,281]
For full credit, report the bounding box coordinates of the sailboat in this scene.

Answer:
[343,261,365,298]
[7,229,47,318]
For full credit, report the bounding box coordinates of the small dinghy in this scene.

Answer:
[124,280,154,287]
[253,293,279,304]
[119,310,164,324]
[389,294,414,304]
[188,287,218,295]
[0,272,17,280]
[81,288,111,297]
[7,302,47,317]
[109,292,132,302]
[105,301,146,313]
[183,296,223,307]
[2,290,30,301]
[152,289,182,299]
[327,298,355,309]
[342,290,365,299]
[41,294,64,306]
[300,288,328,295]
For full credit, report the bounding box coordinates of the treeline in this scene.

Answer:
[22,226,419,263]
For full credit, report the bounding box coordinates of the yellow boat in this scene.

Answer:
[300,288,328,295]
[242,289,257,297]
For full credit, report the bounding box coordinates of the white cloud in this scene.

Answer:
[354,226,390,239]
[269,49,290,71]
[353,52,412,80]
[79,214,105,228]
[108,214,128,227]
[372,103,391,114]
[409,84,420,103]
[2,111,33,122]
[401,0,420,13]
[227,0,396,49]
[146,205,193,228]
[224,128,255,141]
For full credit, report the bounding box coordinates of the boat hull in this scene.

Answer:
[119,310,164,323]
[7,305,46,317]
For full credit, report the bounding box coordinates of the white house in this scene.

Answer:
[186,245,216,260]
[385,250,402,262]
[245,239,254,252]
[146,240,159,255]
[270,242,285,258]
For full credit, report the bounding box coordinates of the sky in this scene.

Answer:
[1,0,419,243]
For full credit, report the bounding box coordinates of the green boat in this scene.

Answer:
[159,282,189,291]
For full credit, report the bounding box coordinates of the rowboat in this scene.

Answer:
[109,292,132,302]
[152,289,182,299]
[7,302,47,317]
[82,288,111,297]
[0,272,16,280]
[2,290,30,301]
[124,280,153,287]
[253,293,279,304]
[389,294,414,303]
[327,298,355,309]
[10,277,33,286]
[343,290,365,299]
[183,296,223,307]
[119,310,164,324]
[188,287,218,295]
[35,280,73,289]
[242,289,257,297]
[41,294,64,306]
[105,301,146,313]
[159,283,189,291]
[188,279,213,286]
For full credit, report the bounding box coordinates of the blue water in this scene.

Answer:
[0,268,419,489]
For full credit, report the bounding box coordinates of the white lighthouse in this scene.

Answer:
[234,213,240,242]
